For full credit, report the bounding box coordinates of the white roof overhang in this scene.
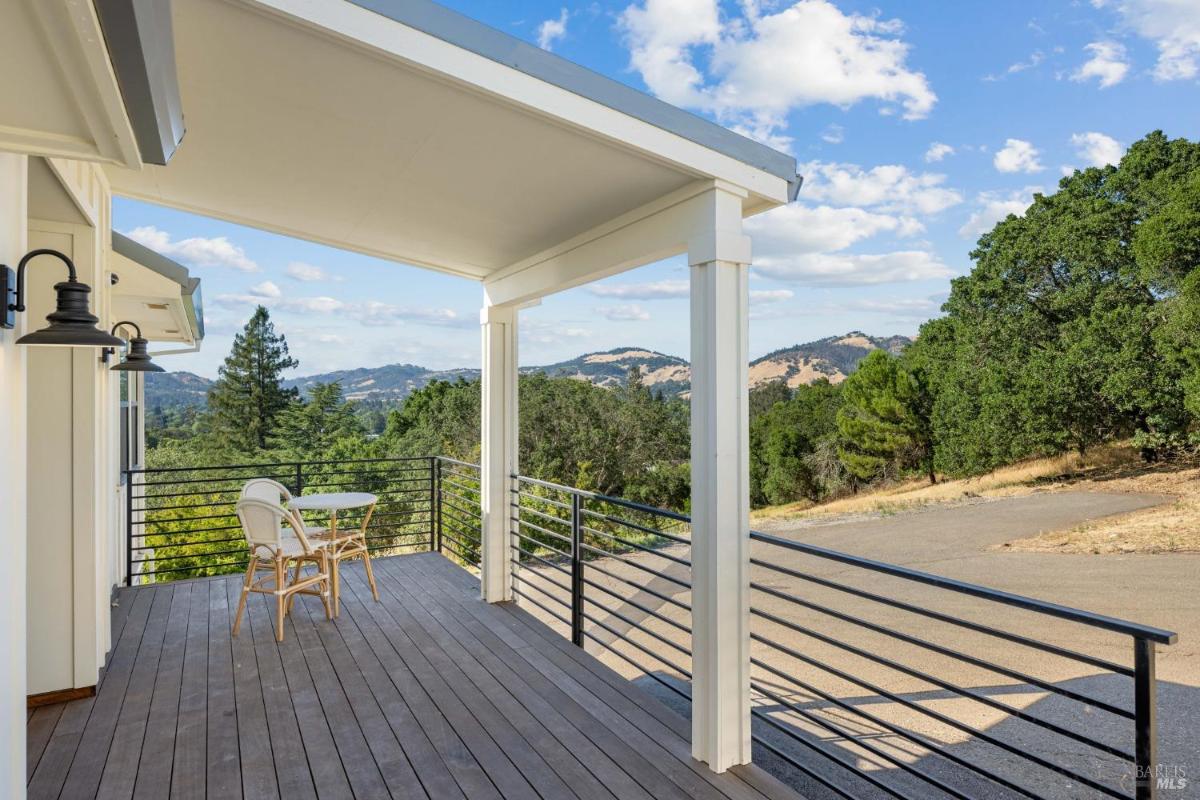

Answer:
[105,0,797,285]
[110,231,204,346]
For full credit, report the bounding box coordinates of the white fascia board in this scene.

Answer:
[19,0,142,167]
[243,0,792,205]
[483,180,747,307]
[110,184,494,281]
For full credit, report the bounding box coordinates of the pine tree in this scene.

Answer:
[206,306,298,453]
[270,381,362,458]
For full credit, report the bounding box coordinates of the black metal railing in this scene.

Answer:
[508,474,694,701]
[124,456,482,584]
[124,457,1177,799]
[746,531,1177,800]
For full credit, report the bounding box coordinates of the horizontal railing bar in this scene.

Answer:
[513,473,690,523]
[133,546,250,564]
[511,532,571,563]
[439,495,480,522]
[750,659,1043,800]
[131,559,248,577]
[439,516,481,544]
[578,542,691,590]
[512,560,573,598]
[581,628,693,703]
[509,502,571,529]
[580,610,692,678]
[580,524,691,567]
[438,538,479,567]
[131,472,295,487]
[749,630,1132,792]
[581,575,692,636]
[582,559,691,613]
[580,506,690,545]
[748,701,909,800]
[129,456,433,475]
[750,556,1134,678]
[751,530,1178,645]
[748,623,1132,782]
[511,584,571,627]
[297,466,431,480]
[511,489,572,511]
[512,516,573,546]
[130,536,245,552]
[510,540,571,573]
[135,501,238,514]
[439,526,479,549]
[132,523,242,538]
[754,676,977,800]
[750,580,1133,719]
[750,606,1132,761]
[748,727,856,800]
[441,476,481,496]
[583,596,692,658]
[435,456,480,470]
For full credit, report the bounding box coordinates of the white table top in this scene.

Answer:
[288,492,378,511]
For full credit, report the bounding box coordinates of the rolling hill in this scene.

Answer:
[145,332,911,411]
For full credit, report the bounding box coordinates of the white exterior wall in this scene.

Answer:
[25,159,116,697]
[0,151,29,800]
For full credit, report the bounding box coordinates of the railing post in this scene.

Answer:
[1134,637,1158,800]
[125,469,134,586]
[431,457,441,553]
[294,462,304,496]
[570,493,583,647]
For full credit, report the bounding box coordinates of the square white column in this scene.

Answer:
[688,187,752,771]
[480,303,518,602]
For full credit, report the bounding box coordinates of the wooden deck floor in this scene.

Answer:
[26,552,798,800]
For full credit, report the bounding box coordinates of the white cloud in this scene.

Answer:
[1070,131,1124,167]
[924,142,954,163]
[589,279,689,300]
[749,289,794,304]
[754,250,954,286]
[249,280,281,299]
[124,225,258,272]
[537,8,569,51]
[522,319,592,345]
[619,0,936,147]
[821,123,845,144]
[825,296,943,318]
[598,304,652,321]
[993,139,1043,173]
[745,203,922,257]
[799,161,963,214]
[1099,0,1200,80]
[285,261,338,282]
[958,187,1041,239]
[1071,41,1130,88]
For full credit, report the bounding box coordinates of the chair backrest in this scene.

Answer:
[236,496,314,554]
[241,477,293,503]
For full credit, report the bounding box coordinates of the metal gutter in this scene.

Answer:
[112,230,204,343]
[349,0,800,198]
[94,0,186,165]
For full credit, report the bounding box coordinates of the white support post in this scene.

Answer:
[480,303,519,602]
[688,187,752,771]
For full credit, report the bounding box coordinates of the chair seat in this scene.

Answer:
[263,532,333,558]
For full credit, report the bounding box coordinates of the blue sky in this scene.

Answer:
[115,0,1200,379]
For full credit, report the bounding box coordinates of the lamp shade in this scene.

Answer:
[110,333,165,372]
[16,277,125,347]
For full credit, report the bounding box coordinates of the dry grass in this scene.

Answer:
[752,442,1200,554]
[751,442,1140,522]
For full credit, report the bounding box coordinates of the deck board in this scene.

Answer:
[26,552,801,800]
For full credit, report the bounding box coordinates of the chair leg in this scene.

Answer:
[231,558,255,638]
[331,554,340,618]
[362,547,380,602]
[319,552,333,621]
[286,561,301,613]
[274,556,286,643]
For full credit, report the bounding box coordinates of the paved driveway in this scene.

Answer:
[516,491,1198,800]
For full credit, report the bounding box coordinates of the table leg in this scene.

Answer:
[331,511,341,617]
[361,502,379,601]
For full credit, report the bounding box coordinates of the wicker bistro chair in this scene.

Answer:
[232,495,333,642]
[240,478,329,540]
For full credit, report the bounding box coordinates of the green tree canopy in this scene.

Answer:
[206,306,299,453]
[270,381,363,460]
[837,350,935,484]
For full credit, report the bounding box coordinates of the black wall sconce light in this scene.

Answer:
[103,321,164,372]
[1,249,125,347]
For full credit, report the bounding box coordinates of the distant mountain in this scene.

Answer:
[283,364,478,403]
[145,333,912,412]
[531,348,691,396]
[749,332,912,389]
[144,371,214,409]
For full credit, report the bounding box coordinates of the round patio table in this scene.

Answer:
[288,492,379,615]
